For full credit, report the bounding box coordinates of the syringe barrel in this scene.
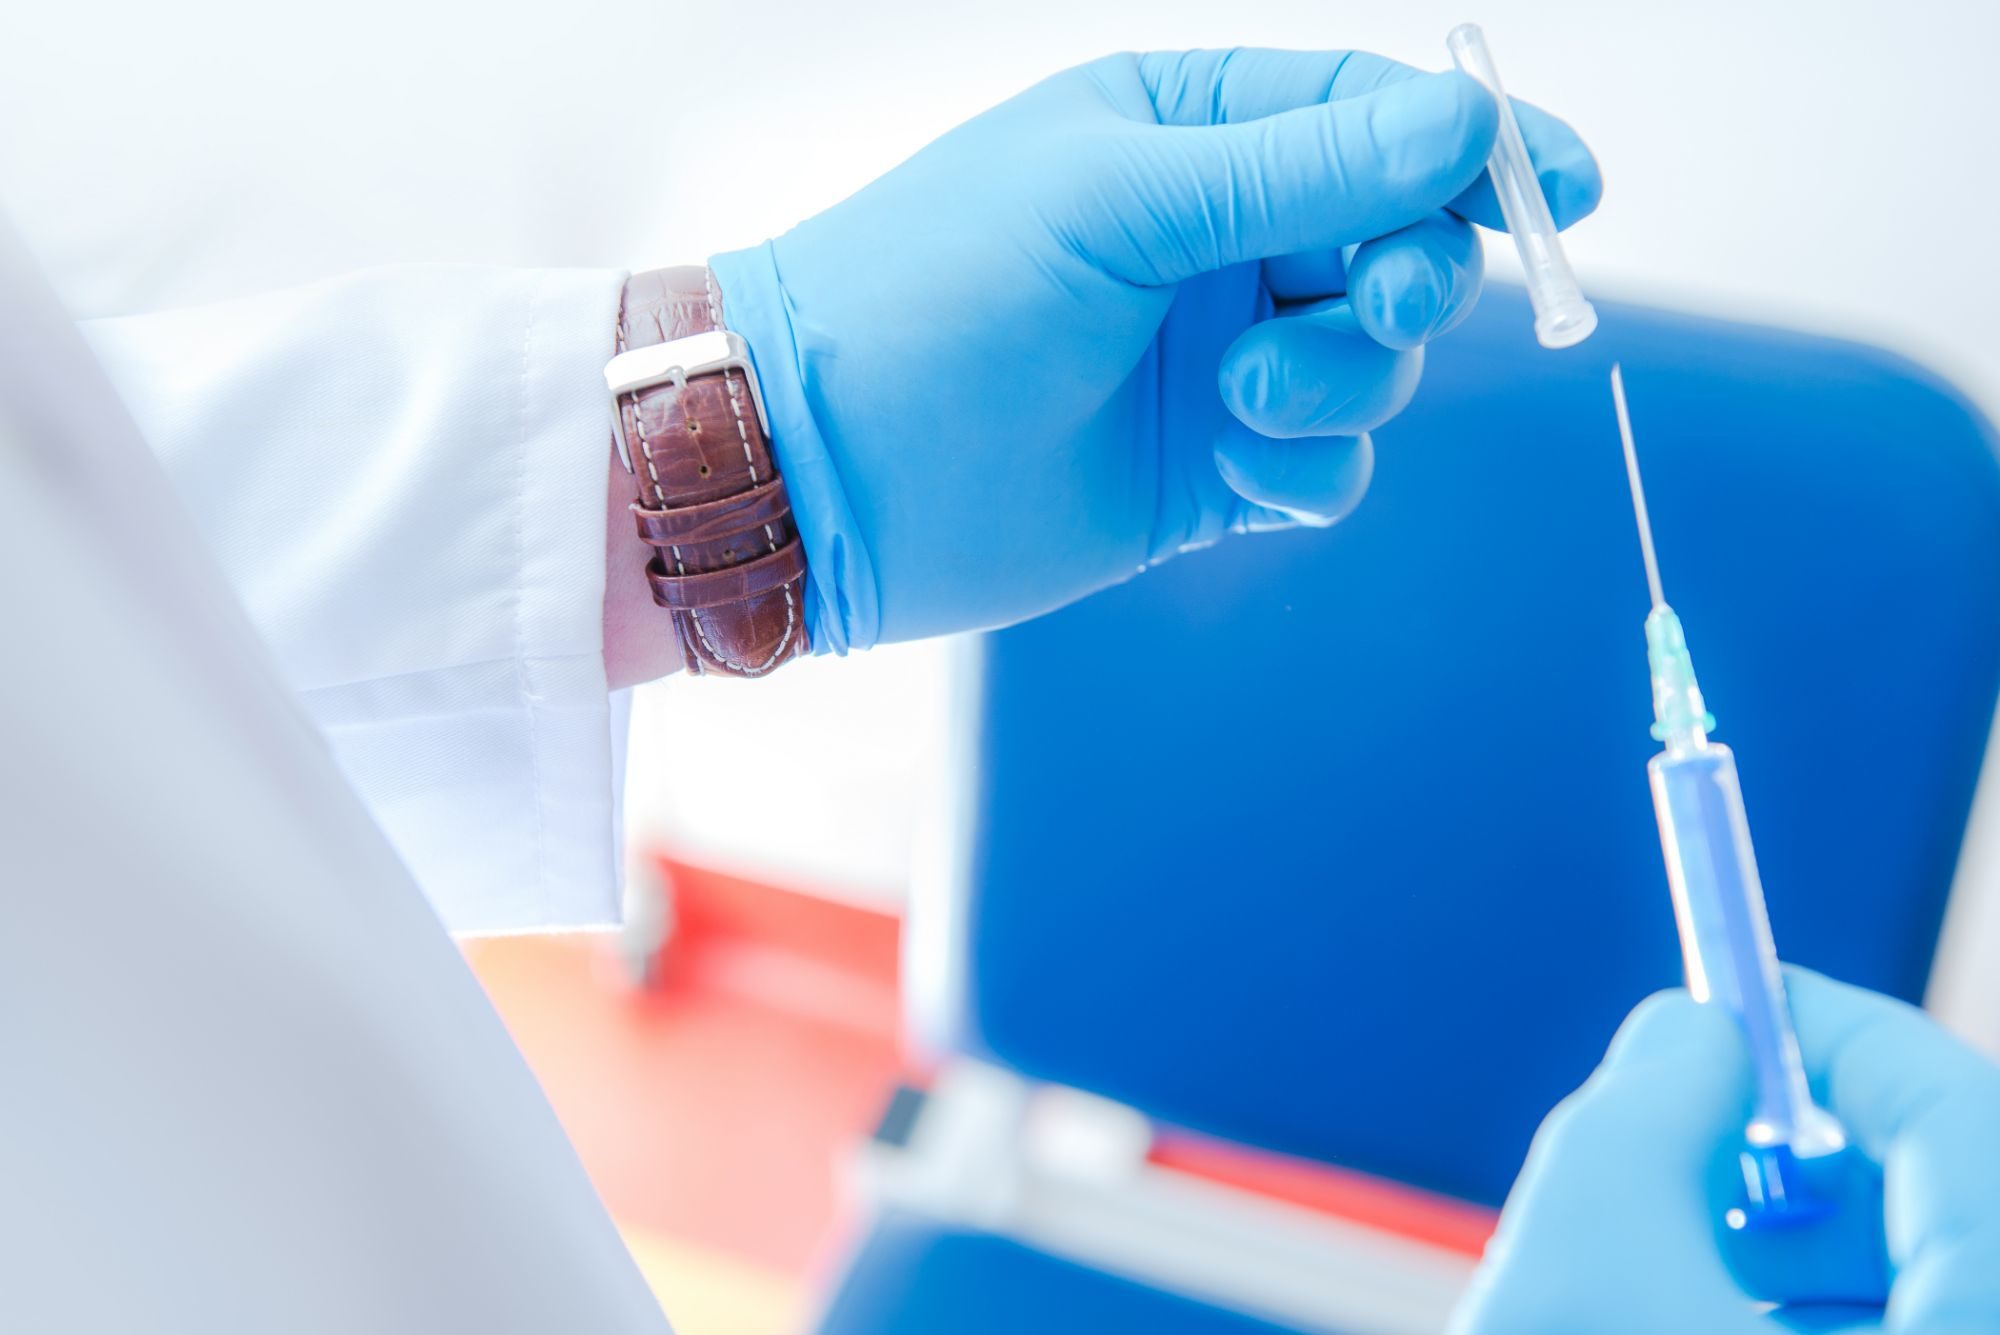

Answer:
[1446,24,1597,349]
[1649,744,1846,1169]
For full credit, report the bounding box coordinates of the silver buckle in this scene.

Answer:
[604,329,770,474]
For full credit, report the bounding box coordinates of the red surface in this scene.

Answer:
[1149,1133,1498,1257]
[474,855,1495,1293]
[469,858,904,1274]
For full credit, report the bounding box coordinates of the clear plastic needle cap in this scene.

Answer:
[1447,24,1598,350]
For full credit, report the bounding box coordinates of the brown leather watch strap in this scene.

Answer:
[613,267,809,676]
[632,476,794,547]
[645,541,808,611]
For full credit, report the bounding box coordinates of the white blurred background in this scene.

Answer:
[5,1,1998,997]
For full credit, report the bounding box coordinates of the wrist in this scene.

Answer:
[601,265,814,680]
[602,431,679,688]
[708,242,880,655]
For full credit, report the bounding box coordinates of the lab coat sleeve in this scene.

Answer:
[82,266,631,935]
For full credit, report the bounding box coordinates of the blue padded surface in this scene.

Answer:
[951,289,2000,1207]
[816,1210,1313,1335]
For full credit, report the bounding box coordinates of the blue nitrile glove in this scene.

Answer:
[1449,969,2000,1335]
[711,49,1601,650]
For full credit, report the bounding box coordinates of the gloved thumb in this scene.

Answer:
[1084,71,1498,286]
[1520,992,1756,1239]
[1451,992,1767,1335]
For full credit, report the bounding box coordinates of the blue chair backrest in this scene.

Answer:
[930,289,2000,1207]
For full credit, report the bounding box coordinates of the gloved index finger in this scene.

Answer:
[1786,968,2000,1331]
[1087,71,1497,285]
[1786,968,2000,1162]
[1133,48,1602,236]
[1135,49,1418,126]
[1446,97,1604,233]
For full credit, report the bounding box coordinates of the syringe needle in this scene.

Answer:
[1611,363,1667,609]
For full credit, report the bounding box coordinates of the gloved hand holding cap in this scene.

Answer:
[712,47,1602,649]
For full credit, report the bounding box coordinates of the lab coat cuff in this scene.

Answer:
[82,263,633,935]
[316,266,629,935]
[710,240,881,655]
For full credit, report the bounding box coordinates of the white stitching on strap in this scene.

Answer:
[620,295,708,668]
[684,269,795,674]
[614,273,800,677]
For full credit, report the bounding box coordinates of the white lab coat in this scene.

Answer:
[83,264,632,934]
[2,225,670,1330]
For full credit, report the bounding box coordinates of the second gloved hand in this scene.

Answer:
[711,48,1601,649]
[1450,970,2000,1335]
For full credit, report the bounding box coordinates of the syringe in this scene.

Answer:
[1611,364,1847,1226]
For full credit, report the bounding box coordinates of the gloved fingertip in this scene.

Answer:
[1426,278,1482,342]
[1353,250,1443,352]
[1218,341,1276,421]
[1213,430,1374,527]
[1543,157,1605,231]
[1431,69,1503,149]
[1603,989,1733,1068]
[1371,70,1500,193]
[1285,506,1343,530]
[1576,996,1753,1159]
[1219,312,1421,439]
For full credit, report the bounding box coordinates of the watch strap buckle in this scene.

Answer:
[605,329,769,474]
